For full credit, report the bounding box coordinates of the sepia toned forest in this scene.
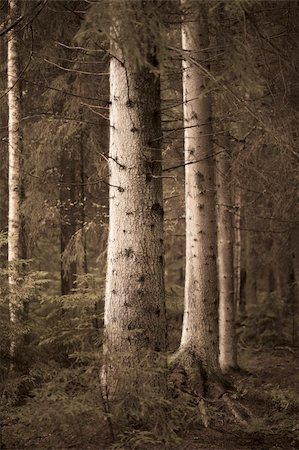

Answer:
[0,1,298,449]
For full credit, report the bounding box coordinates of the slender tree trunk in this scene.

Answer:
[245,230,257,311]
[257,265,269,295]
[7,0,23,364]
[290,229,299,346]
[234,186,242,316]
[0,21,8,264]
[0,143,8,266]
[102,2,167,397]
[177,0,219,382]
[274,245,288,302]
[216,140,238,373]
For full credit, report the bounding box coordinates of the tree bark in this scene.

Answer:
[102,2,167,397]
[290,229,299,346]
[176,0,219,383]
[7,0,24,364]
[245,229,257,311]
[233,186,242,316]
[216,140,238,373]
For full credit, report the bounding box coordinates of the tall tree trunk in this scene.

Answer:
[102,2,167,397]
[245,230,257,311]
[0,143,8,267]
[216,139,238,373]
[7,0,24,364]
[274,244,289,303]
[0,34,7,259]
[233,186,242,316]
[290,229,299,346]
[177,0,219,383]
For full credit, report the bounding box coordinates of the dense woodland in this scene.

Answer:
[0,0,298,449]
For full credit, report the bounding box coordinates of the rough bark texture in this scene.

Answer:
[7,0,23,362]
[216,142,238,373]
[102,3,167,396]
[178,0,219,376]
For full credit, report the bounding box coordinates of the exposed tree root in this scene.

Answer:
[222,393,252,425]
[168,350,253,427]
[198,399,209,428]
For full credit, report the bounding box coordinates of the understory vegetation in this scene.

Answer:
[1,267,298,449]
[0,0,298,449]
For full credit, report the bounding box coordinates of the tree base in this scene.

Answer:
[168,349,252,427]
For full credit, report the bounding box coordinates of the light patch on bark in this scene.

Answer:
[179,0,219,373]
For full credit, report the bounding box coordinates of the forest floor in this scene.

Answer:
[3,346,299,449]
[180,346,299,450]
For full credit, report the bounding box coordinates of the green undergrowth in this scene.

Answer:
[234,348,299,449]
[2,356,215,450]
[1,269,298,449]
[238,292,297,347]
[0,274,206,450]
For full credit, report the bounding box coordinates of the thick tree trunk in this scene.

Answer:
[216,141,238,373]
[102,3,167,397]
[177,0,219,381]
[7,0,23,363]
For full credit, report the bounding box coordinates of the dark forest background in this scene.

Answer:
[0,1,298,449]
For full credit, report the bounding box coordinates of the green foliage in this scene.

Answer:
[0,261,49,372]
[234,350,299,449]
[106,360,208,450]
[1,267,106,448]
[1,271,211,450]
[4,364,105,449]
[238,292,295,347]
[241,382,299,446]
[78,0,171,73]
[264,385,299,411]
